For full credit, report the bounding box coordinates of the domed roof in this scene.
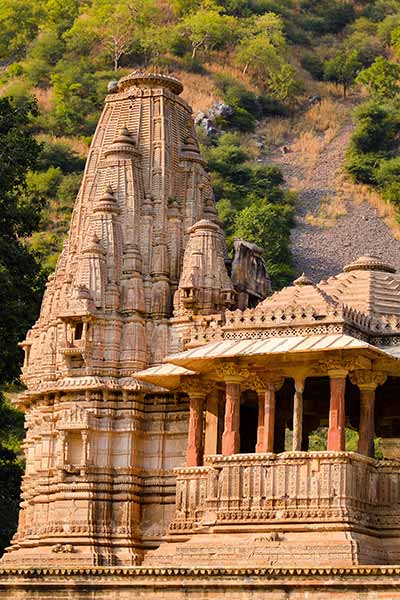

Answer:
[319,255,400,318]
[343,255,396,274]
[117,72,184,95]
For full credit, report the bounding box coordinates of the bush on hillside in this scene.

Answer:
[37,140,85,173]
[203,133,295,288]
[234,200,295,288]
[345,100,400,208]
[356,56,400,99]
[300,52,324,80]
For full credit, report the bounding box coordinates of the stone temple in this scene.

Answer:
[2,72,400,598]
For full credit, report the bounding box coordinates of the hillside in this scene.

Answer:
[0,0,399,283]
[265,96,400,281]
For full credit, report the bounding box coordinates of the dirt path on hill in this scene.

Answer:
[266,112,400,283]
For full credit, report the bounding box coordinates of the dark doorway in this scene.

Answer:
[240,403,258,453]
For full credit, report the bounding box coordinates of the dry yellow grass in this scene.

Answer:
[37,133,90,157]
[175,70,219,113]
[205,60,258,91]
[33,87,53,113]
[292,130,323,154]
[303,99,347,135]
[262,96,349,157]
[305,196,348,228]
[264,117,292,148]
[341,178,400,240]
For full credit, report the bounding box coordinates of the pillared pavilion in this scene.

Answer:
[136,254,400,567]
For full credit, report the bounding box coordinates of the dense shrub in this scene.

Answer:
[37,140,85,173]
[345,101,400,207]
[301,52,324,80]
[203,133,295,288]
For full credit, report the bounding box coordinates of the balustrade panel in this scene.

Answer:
[170,453,400,534]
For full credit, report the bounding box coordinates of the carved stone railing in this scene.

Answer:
[170,452,400,534]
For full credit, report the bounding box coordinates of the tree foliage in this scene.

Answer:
[203,133,295,288]
[0,97,44,382]
[65,0,160,70]
[0,393,25,555]
[324,50,361,97]
[180,3,238,59]
[356,56,400,99]
[0,97,45,552]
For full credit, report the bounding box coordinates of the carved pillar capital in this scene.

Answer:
[350,370,387,390]
[248,372,285,393]
[180,376,214,397]
[215,362,249,384]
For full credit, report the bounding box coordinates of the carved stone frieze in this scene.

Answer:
[180,376,216,397]
[214,362,251,383]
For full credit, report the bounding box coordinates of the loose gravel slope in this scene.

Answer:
[269,119,400,283]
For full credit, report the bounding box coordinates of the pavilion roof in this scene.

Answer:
[134,364,196,389]
[258,272,339,317]
[163,333,394,373]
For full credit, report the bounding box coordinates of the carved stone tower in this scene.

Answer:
[3,73,255,567]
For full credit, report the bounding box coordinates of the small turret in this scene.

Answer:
[174,219,235,316]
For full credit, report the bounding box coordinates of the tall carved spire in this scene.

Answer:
[5,73,227,568]
[19,72,220,393]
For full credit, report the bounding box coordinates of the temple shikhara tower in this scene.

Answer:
[4,72,400,598]
[2,72,267,568]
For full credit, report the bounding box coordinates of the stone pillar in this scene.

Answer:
[186,392,205,467]
[204,391,219,456]
[358,387,375,457]
[350,371,386,458]
[256,390,265,453]
[222,380,241,456]
[264,385,276,453]
[293,377,305,451]
[327,370,347,452]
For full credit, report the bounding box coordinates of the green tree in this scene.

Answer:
[202,133,295,288]
[0,0,45,62]
[45,0,80,34]
[65,0,159,70]
[392,27,400,57]
[181,3,238,59]
[0,97,44,383]
[49,59,104,134]
[0,393,25,555]
[324,50,361,98]
[23,28,65,86]
[268,64,300,102]
[234,200,295,288]
[356,56,400,99]
[235,12,285,75]
[0,97,45,553]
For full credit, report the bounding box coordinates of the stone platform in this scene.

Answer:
[144,452,400,567]
[1,566,400,599]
